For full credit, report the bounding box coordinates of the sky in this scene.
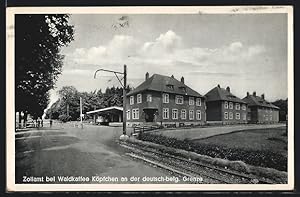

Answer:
[50,13,288,106]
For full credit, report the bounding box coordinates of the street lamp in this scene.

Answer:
[94,65,127,137]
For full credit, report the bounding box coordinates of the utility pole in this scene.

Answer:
[94,65,128,137]
[80,97,83,129]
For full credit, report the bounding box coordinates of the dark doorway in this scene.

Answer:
[144,109,157,122]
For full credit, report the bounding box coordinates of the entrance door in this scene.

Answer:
[144,109,157,122]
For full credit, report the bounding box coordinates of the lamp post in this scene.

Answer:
[94,65,127,137]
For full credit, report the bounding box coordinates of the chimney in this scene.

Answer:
[226,86,230,92]
[181,76,185,84]
[145,72,149,81]
[253,91,256,96]
[261,94,265,100]
[247,92,249,97]
[217,84,220,88]
[171,75,174,78]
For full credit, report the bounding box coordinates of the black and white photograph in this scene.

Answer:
[6,6,294,191]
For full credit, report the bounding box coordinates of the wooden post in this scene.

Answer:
[123,65,127,135]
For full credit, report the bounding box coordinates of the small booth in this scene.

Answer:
[86,106,123,125]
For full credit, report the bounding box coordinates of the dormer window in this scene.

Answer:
[166,84,174,90]
[179,86,186,92]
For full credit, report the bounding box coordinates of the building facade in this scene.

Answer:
[205,85,248,124]
[242,92,279,123]
[126,73,206,127]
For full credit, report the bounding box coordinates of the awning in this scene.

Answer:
[86,106,123,115]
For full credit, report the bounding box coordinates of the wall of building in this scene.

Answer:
[206,101,222,121]
[221,101,248,124]
[206,100,247,124]
[257,107,279,123]
[126,90,206,127]
[248,106,279,123]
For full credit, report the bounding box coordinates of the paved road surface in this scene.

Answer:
[152,123,286,140]
[15,123,178,184]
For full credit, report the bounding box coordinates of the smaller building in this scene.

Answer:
[86,106,123,125]
[205,85,248,124]
[242,92,279,123]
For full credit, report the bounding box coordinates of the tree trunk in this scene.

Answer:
[23,112,28,128]
[18,111,22,128]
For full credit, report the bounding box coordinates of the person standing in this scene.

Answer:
[37,117,41,128]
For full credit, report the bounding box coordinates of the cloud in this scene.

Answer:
[140,30,182,59]
[68,34,138,66]
[65,30,267,80]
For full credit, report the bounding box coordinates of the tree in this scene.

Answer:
[58,86,80,121]
[15,14,74,125]
[46,85,133,122]
[272,99,288,121]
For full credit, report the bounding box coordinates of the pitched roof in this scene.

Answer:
[205,85,246,103]
[127,74,203,97]
[242,95,280,109]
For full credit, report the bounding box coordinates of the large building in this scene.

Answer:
[205,85,248,124]
[242,92,280,123]
[126,73,206,127]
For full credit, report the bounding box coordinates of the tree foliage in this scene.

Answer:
[46,85,132,121]
[272,99,288,121]
[15,14,74,120]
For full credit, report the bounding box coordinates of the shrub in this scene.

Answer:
[138,133,287,171]
[58,114,72,122]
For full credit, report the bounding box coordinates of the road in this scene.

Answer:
[15,122,178,184]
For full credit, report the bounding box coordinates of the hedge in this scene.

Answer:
[138,132,287,172]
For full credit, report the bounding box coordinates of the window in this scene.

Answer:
[236,113,240,120]
[189,110,194,120]
[163,108,169,119]
[137,94,142,103]
[172,109,178,119]
[130,96,134,105]
[196,98,202,106]
[229,102,233,109]
[132,109,139,119]
[196,110,201,120]
[235,103,240,110]
[224,101,228,109]
[163,93,169,103]
[224,112,228,119]
[126,110,130,120]
[242,104,246,110]
[181,109,186,119]
[229,112,233,119]
[167,84,174,90]
[175,95,184,104]
[147,94,152,102]
[180,87,186,92]
[243,113,247,120]
[189,97,195,105]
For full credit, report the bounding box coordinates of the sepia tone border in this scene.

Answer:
[6,6,294,191]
